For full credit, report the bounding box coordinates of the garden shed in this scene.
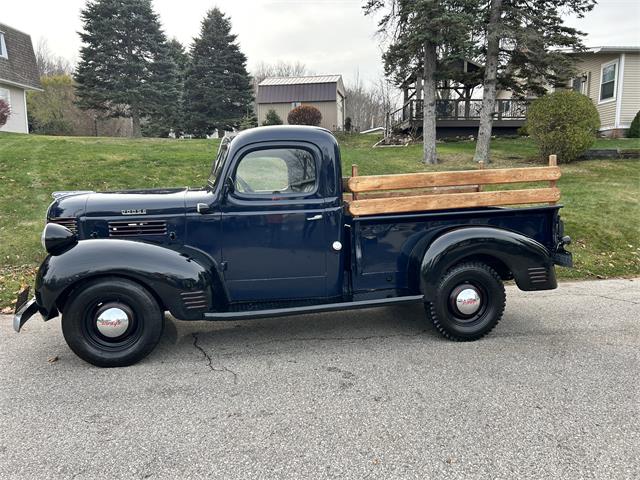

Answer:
[257,75,346,131]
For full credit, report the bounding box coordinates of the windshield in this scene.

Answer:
[207,136,231,189]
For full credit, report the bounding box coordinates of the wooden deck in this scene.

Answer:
[389,99,529,135]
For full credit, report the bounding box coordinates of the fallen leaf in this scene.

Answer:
[1,307,12,314]
[48,356,59,364]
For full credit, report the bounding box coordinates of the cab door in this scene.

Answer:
[220,143,328,303]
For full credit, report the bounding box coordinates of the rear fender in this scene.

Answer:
[35,239,227,320]
[415,227,556,300]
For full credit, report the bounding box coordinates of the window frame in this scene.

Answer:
[230,145,320,200]
[599,59,618,104]
[0,32,7,59]
[0,86,10,107]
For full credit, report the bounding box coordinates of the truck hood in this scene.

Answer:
[48,187,189,219]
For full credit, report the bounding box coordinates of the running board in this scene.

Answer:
[203,295,425,321]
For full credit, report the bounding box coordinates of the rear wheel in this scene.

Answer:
[62,277,164,367]
[426,262,505,341]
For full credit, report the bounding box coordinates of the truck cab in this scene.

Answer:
[15,126,572,367]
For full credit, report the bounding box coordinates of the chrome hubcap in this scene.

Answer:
[454,287,482,316]
[95,305,130,338]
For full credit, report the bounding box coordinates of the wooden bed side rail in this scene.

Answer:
[343,155,561,215]
[348,187,561,216]
[347,165,561,192]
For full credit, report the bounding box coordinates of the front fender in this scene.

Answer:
[35,239,224,321]
[419,227,556,299]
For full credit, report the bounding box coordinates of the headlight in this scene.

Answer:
[41,223,77,255]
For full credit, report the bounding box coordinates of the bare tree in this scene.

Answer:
[35,38,74,77]
[252,60,310,85]
[345,74,399,132]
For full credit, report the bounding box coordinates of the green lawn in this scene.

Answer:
[1,132,639,308]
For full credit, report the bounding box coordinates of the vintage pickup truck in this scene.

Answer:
[15,126,572,367]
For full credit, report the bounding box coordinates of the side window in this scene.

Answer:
[234,148,317,196]
[600,61,617,102]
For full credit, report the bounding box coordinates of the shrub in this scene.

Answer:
[517,123,528,136]
[262,109,283,126]
[0,99,10,127]
[287,105,322,126]
[344,116,352,132]
[526,90,600,163]
[239,113,258,130]
[628,111,640,138]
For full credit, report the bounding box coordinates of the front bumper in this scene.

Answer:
[13,298,39,333]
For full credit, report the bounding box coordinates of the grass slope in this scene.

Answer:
[1,132,638,308]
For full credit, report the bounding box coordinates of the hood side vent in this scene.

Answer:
[109,220,167,237]
[49,217,78,235]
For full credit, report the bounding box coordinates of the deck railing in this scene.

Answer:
[388,98,530,131]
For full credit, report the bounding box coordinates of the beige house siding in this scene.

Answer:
[620,53,640,126]
[572,52,619,129]
[0,82,28,133]
[258,101,339,130]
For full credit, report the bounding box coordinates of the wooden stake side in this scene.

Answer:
[548,155,558,205]
[348,187,561,216]
[351,164,359,200]
[347,166,561,192]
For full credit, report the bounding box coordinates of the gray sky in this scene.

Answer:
[3,0,639,87]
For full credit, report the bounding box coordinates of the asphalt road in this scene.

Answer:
[1,278,639,479]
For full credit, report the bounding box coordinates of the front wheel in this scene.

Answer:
[62,277,164,367]
[426,262,505,341]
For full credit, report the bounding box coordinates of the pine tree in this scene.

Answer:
[184,8,253,137]
[75,0,174,137]
[365,0,479,164]
[143,38,188,137]
[472,0,596,163]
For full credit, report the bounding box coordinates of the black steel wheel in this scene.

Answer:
[426,262,505,341]
[62,277,164,367]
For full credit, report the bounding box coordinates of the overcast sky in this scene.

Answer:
[3,0,639,87]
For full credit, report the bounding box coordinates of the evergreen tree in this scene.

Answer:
[184,8,253,137]
[75,0,174,137]
[365,0,479,164]
[143,38,188,137]
[472,0,596,163]
[263,109,283,126]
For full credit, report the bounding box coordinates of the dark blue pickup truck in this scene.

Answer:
[15,126,572,367]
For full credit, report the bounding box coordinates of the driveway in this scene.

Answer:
[1,278,639,479]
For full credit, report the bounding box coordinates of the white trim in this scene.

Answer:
[0,78,43,92]
[599,124,631,132]
[598,59,618,104]
[0,32,7,59]
[0,86,10,105]
[615,53,625,128]
[22,89,28,133]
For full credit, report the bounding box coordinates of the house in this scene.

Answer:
[257,75,346,131]
[389,46,640,138]
[0,23,42,133]
[565,46,640,137]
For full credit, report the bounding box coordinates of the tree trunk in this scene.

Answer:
[423,41,438,165]
[131,105,142,138]
[473,0,503,164]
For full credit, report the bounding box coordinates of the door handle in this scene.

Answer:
[306,214,323,221]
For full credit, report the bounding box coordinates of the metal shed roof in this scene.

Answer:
[257,75,345,104]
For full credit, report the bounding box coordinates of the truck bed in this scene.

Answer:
[349,205,563,297]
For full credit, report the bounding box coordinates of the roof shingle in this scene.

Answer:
[0,23,42,90]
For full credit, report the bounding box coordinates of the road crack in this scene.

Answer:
[191,333,238,384]
[250,331,426,347]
